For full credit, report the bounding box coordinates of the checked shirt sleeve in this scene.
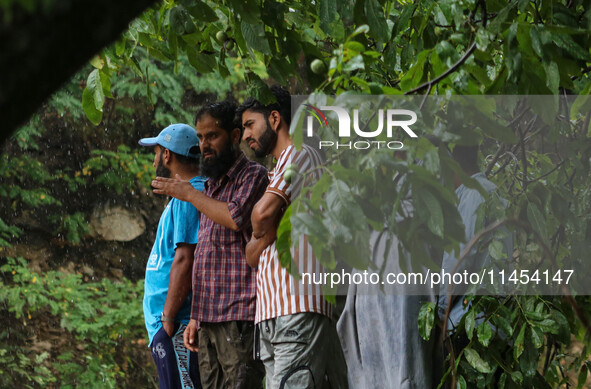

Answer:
[227,164,269,231]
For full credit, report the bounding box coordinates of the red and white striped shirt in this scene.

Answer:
[255,144,332,324]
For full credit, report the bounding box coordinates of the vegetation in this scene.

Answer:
[0,257,146,388]
[0,43,231,387]
[2,0,591,387]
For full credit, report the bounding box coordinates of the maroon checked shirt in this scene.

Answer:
[191,151,268,323]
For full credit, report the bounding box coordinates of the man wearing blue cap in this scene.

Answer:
[138,123,205,389]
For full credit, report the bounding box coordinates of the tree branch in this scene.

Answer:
[441,217,591,388]
[484,143,504,177]
[404,42,476,96]
[441,218,591,346]
[527,160,565,184]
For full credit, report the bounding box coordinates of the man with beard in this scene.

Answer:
[237,86,348,389]
[152,101,268,389]
[138,123,204,389]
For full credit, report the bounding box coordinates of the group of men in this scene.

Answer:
[138,85,513,389]
[140,86,346,389]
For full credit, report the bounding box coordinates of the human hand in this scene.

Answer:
[183,319,199,352]
[152,174,194,202]
[245,234,262,268]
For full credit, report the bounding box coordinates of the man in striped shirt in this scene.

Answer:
[153,102,267,389]
[237,86,348,389]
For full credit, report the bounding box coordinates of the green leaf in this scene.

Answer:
[526,202,547,240]
[319,0,337,35]
[335,242,369,269]
[534,318,559,334]
[436,40,458,63]
[180,0,218,22]
[492,315,513,337]
[464,109,518,144]
[344,41,366,54]
[457,375,467,389]
[145,64,153,104]
[400,49,431,91]
[115,39,125,56]
[520,341,538,378]
[475,28,490,51]
[530,95,558,125]
[186,47,216,73]
[488,2,516,34]
[465,309,475,340]
[349,24,370,38]
[464,347,492,373]
[241,22,271,55]
[343,54,365,72]
[364,0,389,43]
[247,74,275,105]
[543,61,559,93]
[530,326,544,349]
[510,371,523,385]
[89,56,103,69]
[577,364,588,389]
[326,180,366,228]
[514,325,526,361]
[477,321,493,347]
[227,0,260,24]
[466,65,491,87]
[169,7,188,35]
[392,4,414,39]
[552,34,591,61]
[415,190,444,238]
[100,70,113,99]
[276,206,293,272]
[291,213,329,240]
[82,87,102,125]
[168,29,178,61]
[418,302,435,341]
[310,174,331,209]
[550,309,571,344]
[86,69,104,111]
[530,26,544,58]
[570,84,591,120]
[525,311,545,321]
[488,241,505,260]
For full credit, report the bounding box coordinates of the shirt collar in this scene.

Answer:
[225,151,248,180]
[190,176,207,185]
[205,151,248,188]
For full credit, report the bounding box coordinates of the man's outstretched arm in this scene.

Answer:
[152,175,239,231]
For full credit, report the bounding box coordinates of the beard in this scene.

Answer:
[156,151,171,178]
[200,140,237,180]
[253,120,277,158]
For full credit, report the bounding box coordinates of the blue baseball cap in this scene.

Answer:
[138,123,200,158]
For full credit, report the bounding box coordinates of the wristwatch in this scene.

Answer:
[161,312,175,323]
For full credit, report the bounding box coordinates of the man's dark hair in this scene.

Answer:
[235,85,291,128]
[195,101,239,135]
